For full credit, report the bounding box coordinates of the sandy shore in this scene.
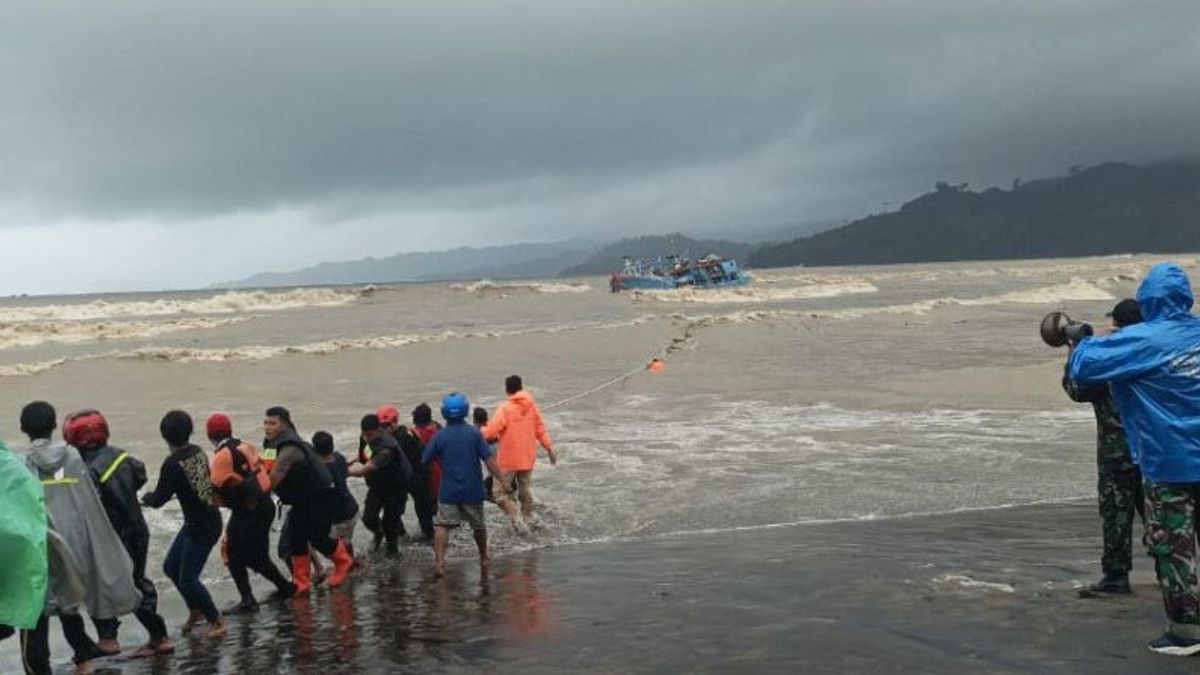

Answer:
[8,499,1191,674]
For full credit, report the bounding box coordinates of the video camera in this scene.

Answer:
[1040,311,1094,348]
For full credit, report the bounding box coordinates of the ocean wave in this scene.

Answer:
[0,358,73,378]
[809,278,1114,320]
[0,315,664,377]
[0,316,253,350]
[450,280,592,295]
[0,287,367,323]
[107,316,663,365]
[634,280,878,304]
[978,277,1114,304]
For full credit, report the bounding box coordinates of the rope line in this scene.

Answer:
[542,360,652,411]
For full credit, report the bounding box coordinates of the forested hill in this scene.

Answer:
[749,161,1200,268]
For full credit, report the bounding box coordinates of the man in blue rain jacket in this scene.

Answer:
[1069,262,1200,657]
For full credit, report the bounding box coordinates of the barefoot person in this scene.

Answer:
[422,392,505,577]
[483,375,558,533]
[206,413,294,614]
[141,410,226,638]
[20,401,141,674]
[65,409,173,657]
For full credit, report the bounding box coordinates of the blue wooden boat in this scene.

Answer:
[611,254,750,292]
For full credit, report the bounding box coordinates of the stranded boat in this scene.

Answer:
[610,254,750,292]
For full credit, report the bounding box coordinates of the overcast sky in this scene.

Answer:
[2,1,1198,294]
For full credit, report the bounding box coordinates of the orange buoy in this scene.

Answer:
[647,358,665,373]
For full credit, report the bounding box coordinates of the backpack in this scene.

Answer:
[217,438,267,509]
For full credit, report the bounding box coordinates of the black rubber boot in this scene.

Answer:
[1078,572,1131,597]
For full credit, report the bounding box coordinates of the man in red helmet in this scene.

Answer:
[206,413,294,614]
[376,404,434,542]
[66,409,173,658]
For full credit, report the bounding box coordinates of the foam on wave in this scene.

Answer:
[0,287,367,323]
[450,280,592,295]
[0,316,253,350]
[634,280,878,304]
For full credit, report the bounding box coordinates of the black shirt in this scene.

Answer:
[141,443,223,545]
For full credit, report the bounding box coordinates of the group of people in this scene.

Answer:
[1065,262,1200,656]
[0,374,557,674]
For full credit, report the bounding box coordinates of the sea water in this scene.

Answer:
[1,253,1194,672]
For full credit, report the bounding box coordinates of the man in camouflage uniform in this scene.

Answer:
[1144,483,1200,625]
[1070,264,1200,655]
[1064,298,1145,596]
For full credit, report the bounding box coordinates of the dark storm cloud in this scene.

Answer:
[1,0,1198,229]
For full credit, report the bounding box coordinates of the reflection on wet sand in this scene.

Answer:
[115,551,557,674]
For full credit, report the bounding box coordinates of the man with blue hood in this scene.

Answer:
[1070,262,1200,656]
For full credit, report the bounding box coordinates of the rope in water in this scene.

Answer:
[542,360,654,411]
[540,314,710,411]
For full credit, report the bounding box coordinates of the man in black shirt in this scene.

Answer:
[264,406,354,595]
[141,410,226,638]
[350,414,411,556]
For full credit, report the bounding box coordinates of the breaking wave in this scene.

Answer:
[980,278,1114,304]
[633,280,878,304]
[0,316,253,350]
[0,287,367,323]
[0,358,73,378]
[0,316,663,376]
[450,280,592,295]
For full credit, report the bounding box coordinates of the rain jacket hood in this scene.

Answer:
[26,437,71,475]
[0,438,48,628]
[1069,262,1200,482]
[1137,262,1194,320]
[484,390,553,472]
[24,438,141,618]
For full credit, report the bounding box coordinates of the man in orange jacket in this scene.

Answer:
[207,414,293,613]
[483,375,558,534]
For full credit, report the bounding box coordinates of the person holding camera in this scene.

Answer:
[1069,262,1200,656]
[1062,298,1146,597]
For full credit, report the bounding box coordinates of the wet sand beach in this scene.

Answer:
[27,500,1180,675]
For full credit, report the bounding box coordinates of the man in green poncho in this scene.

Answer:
[0,434,48,637]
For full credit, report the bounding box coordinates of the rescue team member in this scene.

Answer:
[475,407,514,503]
[312,431,360,560]
[206,414,293,614]
[411,402,444,513]
[1069,263,1200,656]
[21,401,141,674]
[377,404,433,541]
[422,393,506,577]
[484,375,558,534]
[1062,300,1146,597]
[65,409,172,657]
[266,412,325,585]
[264,406,353,595]
[141,410,226,638]
[350,413,410,556]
